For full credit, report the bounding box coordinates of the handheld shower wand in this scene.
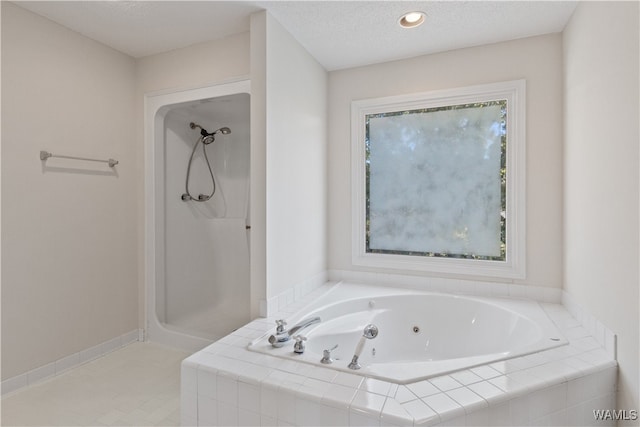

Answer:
[348,324,378,370]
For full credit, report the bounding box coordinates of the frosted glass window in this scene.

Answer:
[366,102,506,260]
[351,80,526,279]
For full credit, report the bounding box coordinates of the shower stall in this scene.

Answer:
[145,80,251,351]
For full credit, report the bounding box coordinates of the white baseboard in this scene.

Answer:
[1,328,143,396]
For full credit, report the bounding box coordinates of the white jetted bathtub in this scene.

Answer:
[248,282,568,384]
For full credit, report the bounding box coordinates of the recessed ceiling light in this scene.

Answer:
[398,11,426,28]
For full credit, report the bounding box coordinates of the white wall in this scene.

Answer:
[135,33,250,94]
[251,12,328,304]
[328,34,564,289]
[249,13,268,316]
[1,2,137,379]
[1,5,253,379]
[563,1,639,415]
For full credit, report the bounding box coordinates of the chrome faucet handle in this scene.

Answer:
[321,344,338,364]
[293,335,307,354]
[275,319,287,335]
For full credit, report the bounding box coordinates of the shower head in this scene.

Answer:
[363,324,378,339]
[203,127,231,144]
[190,122,231,143]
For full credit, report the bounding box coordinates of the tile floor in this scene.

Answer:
[1,342,190,426]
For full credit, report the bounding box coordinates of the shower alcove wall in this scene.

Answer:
[145,80,251,351]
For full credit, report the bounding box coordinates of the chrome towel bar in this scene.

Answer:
[40,150,118,167]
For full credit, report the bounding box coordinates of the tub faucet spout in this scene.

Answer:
[268,316,321,348]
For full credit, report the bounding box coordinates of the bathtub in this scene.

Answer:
[248,282,568,384]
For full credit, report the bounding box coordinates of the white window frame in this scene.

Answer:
[351,80,526,279]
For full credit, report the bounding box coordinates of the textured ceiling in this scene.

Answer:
[264,1,578,70]
[13,1,578,71]
[14,1,263,58]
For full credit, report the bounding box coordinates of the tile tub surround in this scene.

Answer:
[181,284,617,426]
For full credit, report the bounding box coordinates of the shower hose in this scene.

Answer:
[182,136,216,202]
